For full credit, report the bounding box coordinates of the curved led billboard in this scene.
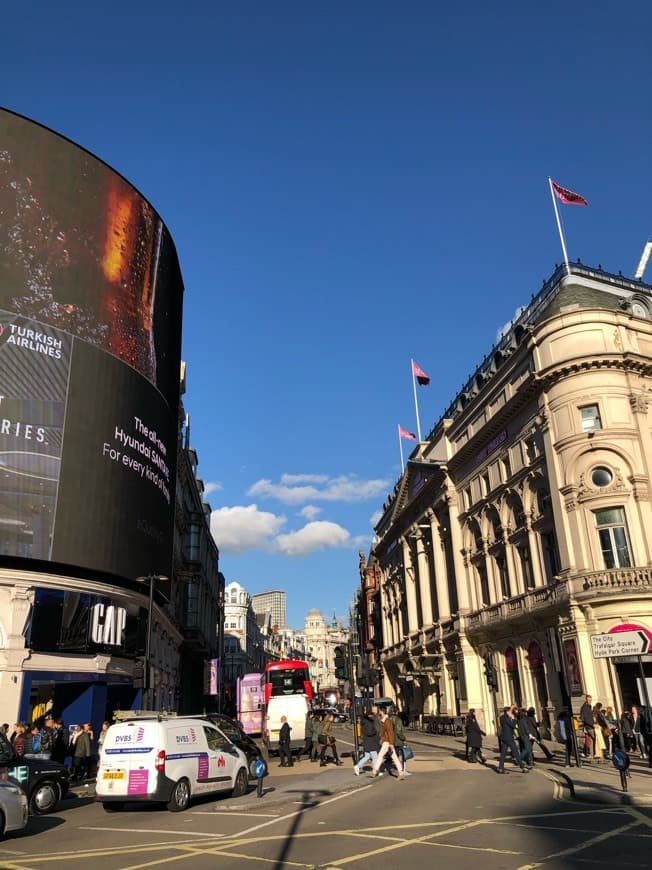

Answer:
[0,108,183,581]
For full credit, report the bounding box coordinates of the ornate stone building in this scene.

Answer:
[371,264,652,730]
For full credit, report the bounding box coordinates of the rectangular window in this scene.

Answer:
[519,544,535,589]
[523,437,538,465]
[595,507,632,569]
[481,472,491,497]
[464,487,472,511]
[542,531,560,583]
[500,453,512,482]
[496,555,511,598]
[477,563,490,605]
[580,404,602,432]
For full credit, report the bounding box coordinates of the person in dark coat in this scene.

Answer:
[299,711,315,762]
[466,711,486,764]
[497,705,528,774]
[353,713,381,775]
[526,707,553,761]
[278,716,293,767]
[517,709,536,768]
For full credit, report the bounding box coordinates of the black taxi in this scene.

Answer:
[0,731,69,814]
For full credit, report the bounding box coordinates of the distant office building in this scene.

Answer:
[252,590,287,631]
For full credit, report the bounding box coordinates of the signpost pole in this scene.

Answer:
[606,658,621,751]
[637,655,651,710]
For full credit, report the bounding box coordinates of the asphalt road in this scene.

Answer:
[1,756,651,870]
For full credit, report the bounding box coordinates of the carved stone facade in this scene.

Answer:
[370,264,652,730]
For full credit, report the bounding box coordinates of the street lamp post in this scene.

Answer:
[136,574,169,710]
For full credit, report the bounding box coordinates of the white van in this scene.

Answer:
[96,715,249,812]
[263,695,310,752]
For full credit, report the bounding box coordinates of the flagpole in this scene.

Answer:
[549,176,571,275]
[411,359,423,442]
[398,425,405,473]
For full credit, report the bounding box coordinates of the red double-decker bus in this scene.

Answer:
[263,660,313,705]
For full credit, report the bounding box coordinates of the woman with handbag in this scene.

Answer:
[319,714,343,766]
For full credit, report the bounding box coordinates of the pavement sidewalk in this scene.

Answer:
[403,728,652,807]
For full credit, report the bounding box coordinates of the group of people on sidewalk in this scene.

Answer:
[463,705,553,774]
[353,705,409,780]
[555,694,652,767]
[3,717,111,782]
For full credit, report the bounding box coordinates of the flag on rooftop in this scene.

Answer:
[399,425,417,441]
[411,360,430,385]
[550,179,588,206]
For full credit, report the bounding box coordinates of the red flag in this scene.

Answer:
[399,425,417,441]
[551,179,588,206]
[412,360,430,386]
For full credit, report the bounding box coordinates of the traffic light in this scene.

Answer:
[483,656,498,689]
[334,645,348,680]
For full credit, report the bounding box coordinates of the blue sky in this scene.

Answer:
[4,2,651,627]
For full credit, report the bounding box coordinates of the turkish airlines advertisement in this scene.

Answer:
[0,109,183,581]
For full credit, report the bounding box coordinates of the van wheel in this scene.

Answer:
[102,802,124,812]
[30,780,60,815]
[232,767,249,798]
[167,778,191,812]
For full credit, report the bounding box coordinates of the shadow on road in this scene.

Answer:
[271,789,331,870]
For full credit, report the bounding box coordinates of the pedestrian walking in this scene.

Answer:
[632,706,648,759]
[390,707,411,775]
[497,705,528,774]
[517,709,536,768]
[554,709,574,767]
[299,711,316,761]
[50,718,69,764]
[353,713,380,775]
[526,707,553,761]
[579,694,595,758]
[319,714,343,766]
[70,724,93,781]
[369,709,404,779]
[278,715,294,767]
[466,711,486,764]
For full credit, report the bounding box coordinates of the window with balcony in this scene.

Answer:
[595,507,632,569]
[579,404,602,432]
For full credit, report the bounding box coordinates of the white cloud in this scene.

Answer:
[274,521,351,556]
[203,481,222,496]
[369,509,382,527]
[247,473,389,505]
[281,473,328,485]
[299,505,322,520]
[210,504,286,555]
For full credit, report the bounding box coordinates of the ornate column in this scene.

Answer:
[446,489,470,612]
[413,528,434,628]
[428,511,450,621]
[401,536,420,634]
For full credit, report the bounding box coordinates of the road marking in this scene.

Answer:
[516,819,639,870]
[192,811,280,818]
[80,827,225,838]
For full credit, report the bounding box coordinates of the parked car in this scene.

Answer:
[0,731,69,815]
[204,714,267,778]
[0,781,29,839]
[96,715,250,812]
[312,707,348,724]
